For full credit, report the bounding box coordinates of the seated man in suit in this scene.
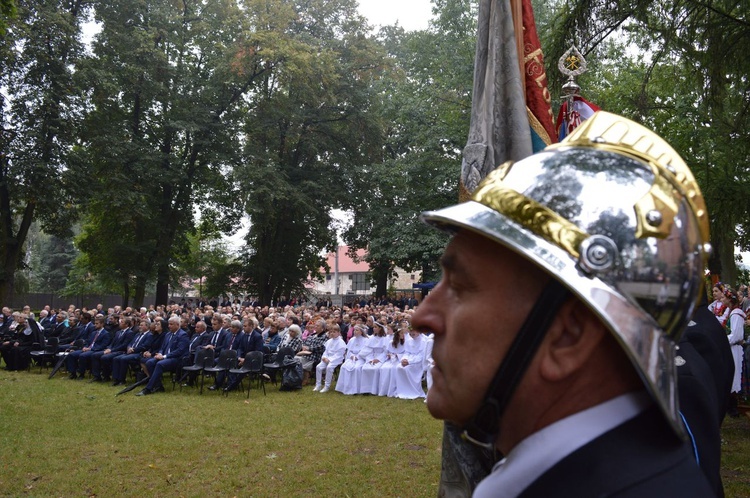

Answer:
[412,113,717,496]
[90,315,136,382]
[136,316,189,396]
[65,315,110,379]
[49,311,70,339]
[209,319,245,391]
[111,319,154,386]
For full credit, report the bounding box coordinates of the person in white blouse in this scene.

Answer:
[724,288,747,417]
[358,321,389,395]
[335,325,369,395]
[313,327,346,393]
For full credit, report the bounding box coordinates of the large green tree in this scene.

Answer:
[234,0,387,304]
[343,0,476,296]
[76,0,266,307]
[0,0,85,304]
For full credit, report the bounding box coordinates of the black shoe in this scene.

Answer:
[89,376,103,383]
[153,385,165,393]
[76,374,86,380]
[112,381,123,386]
[136,388,152,396]
[208,385,218,391]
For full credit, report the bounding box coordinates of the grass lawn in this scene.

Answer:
[2,366,750,497]
[0,368,443,497]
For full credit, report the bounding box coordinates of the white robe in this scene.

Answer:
[728,308,746,393]
[315,336,346,388]
[392,333,428,399]
[335,335,369,395]
[377,340,405,396]
[358,335,388,395]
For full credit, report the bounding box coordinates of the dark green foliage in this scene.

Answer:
[235,0,387,304]
[0,0,85,304]
[343,0,475,293]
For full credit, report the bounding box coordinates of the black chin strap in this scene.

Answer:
[461,279,570,456]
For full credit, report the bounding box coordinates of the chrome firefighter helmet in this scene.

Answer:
[421,111,711,437]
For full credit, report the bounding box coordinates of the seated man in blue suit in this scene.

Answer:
[111,319,153,386]
[66,315,110,379]
[137,316,189,396]
[90,315,136,382]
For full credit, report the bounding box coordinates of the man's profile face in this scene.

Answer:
[411,230,546,427]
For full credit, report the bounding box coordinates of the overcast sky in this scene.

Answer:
[357,0,433,32]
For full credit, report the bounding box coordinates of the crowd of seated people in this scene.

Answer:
[0,296,432,399]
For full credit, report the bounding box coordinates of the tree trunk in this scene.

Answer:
[133,275,146,309]
[155,261,169,306]
[121,278,130,309]
[372,261,390,299]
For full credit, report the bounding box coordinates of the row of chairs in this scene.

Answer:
[178,349,266,397]
[176,347,299,397]
[27,335,302,398]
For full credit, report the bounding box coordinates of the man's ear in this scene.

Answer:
[538,297,606,382]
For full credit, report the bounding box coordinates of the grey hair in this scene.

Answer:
[168,315,181,325]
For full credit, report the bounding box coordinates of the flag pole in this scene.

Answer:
[558,46,588,137]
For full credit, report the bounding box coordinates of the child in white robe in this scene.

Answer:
[358,321,388,395]
[335,325,369,395]
[392,329,427,399]
[377,327,406,396]
[314,327,346,393]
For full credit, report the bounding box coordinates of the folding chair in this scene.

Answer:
[178,348,215,394]
[263,346,294,386]
[204,349,238,394]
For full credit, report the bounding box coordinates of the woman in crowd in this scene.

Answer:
[279,324,303,353]
[265,322,282,353]
[708,282,730,326]
[335,324,369,395]
[377,325,406,397]
[358,320,388,395]
[392,328,428,399]
[725,288,746,417]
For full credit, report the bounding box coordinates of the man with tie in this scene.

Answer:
[60,311,93,352]
[180,320,211,387]
[66,315,111,379]
[188,320,210,355]
[90,316,136,382]
[203,315,228,356]
[136,316,189,396]
[111,319,153,386]
[209,320,245,391]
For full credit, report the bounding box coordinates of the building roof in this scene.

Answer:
[323,246,369,273]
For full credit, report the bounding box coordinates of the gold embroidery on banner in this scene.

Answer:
[472,174,589,258]
[527,107,552,146]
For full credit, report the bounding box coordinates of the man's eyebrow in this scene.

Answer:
[439,252,459,272]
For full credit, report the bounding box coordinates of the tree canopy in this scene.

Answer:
[4,0,750,304]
